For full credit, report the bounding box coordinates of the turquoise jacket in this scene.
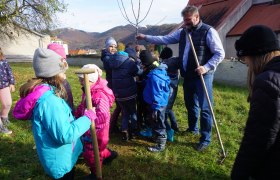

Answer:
[14,85,91,179]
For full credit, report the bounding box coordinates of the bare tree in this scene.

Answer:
[0,0,66,38]
[117,0,154,43]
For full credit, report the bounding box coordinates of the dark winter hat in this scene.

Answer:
[160,47,173,59]
[139,50,155,66]
[235,25,280,57]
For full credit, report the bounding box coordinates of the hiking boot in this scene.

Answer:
[148,144,165,152]
[0,124,12,135]
[147,136,166,152]
[139,127,152,137]
[103,149,118,165]
[166,129,174,142]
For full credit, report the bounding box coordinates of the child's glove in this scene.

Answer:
[84,108,97,122]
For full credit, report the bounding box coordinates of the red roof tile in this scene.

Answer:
[228,3,280,36]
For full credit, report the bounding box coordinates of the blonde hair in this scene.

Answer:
[20,74,68,100]
[246,50,280,100]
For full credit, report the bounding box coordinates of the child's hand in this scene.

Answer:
[9,85,15,92]
[84,108,96,122]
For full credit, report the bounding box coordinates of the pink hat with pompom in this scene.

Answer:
[47,43,66,59]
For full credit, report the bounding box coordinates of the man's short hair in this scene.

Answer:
[181,5,199,16]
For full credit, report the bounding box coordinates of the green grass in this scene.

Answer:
[0,62,249,180]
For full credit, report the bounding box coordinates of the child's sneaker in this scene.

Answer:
[0,124,12,135]
[139,127,152,137]
[167,129,174,142]
[1,117,10,126]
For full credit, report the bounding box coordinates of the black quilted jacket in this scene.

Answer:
[231,56,280,180]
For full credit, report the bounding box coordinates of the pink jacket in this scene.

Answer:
[13,85,51,120]
[75,78,115,132]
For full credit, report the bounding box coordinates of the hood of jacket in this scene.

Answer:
[147,63,169,82]
[109,52,129,69]
[13,85,51,120]
[90,78,115,107]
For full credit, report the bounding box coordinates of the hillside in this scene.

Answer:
[53,24,178,50]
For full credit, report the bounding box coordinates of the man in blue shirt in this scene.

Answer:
[136,5,225,151]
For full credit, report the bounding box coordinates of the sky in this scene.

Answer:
[57,0,189,33]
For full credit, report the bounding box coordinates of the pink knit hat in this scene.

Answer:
[47,43,66,59]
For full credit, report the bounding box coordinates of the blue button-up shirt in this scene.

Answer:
[145,28,225,72]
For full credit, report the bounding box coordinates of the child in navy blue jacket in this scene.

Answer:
[108,51,142,141]
[101,37,121,133]
[140,50,170,152]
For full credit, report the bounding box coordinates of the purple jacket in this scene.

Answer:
[0,59,15,89]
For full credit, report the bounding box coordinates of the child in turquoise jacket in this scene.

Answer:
[13,48,96,179]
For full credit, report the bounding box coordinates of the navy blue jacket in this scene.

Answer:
[108,52,140,101]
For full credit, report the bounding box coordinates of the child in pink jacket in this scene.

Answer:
[75,64,118,179]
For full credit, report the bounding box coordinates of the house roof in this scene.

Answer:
[228,3,280,36]
[189,0,244,29]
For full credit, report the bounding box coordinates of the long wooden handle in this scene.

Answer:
[187,33,226,160]
[83,74,102,179]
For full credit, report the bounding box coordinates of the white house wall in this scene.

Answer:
[0,27,50,61]
[226,36,240,58]
[214,59,248,86]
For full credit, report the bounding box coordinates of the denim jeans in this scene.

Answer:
[118,98,137,131]
[183,73,213,145]
[147,106,166,137]
[165,76,179,130]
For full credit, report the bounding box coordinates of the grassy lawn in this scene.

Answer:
[0,62,249,180]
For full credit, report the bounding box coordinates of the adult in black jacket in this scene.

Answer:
[231,25,280,179]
